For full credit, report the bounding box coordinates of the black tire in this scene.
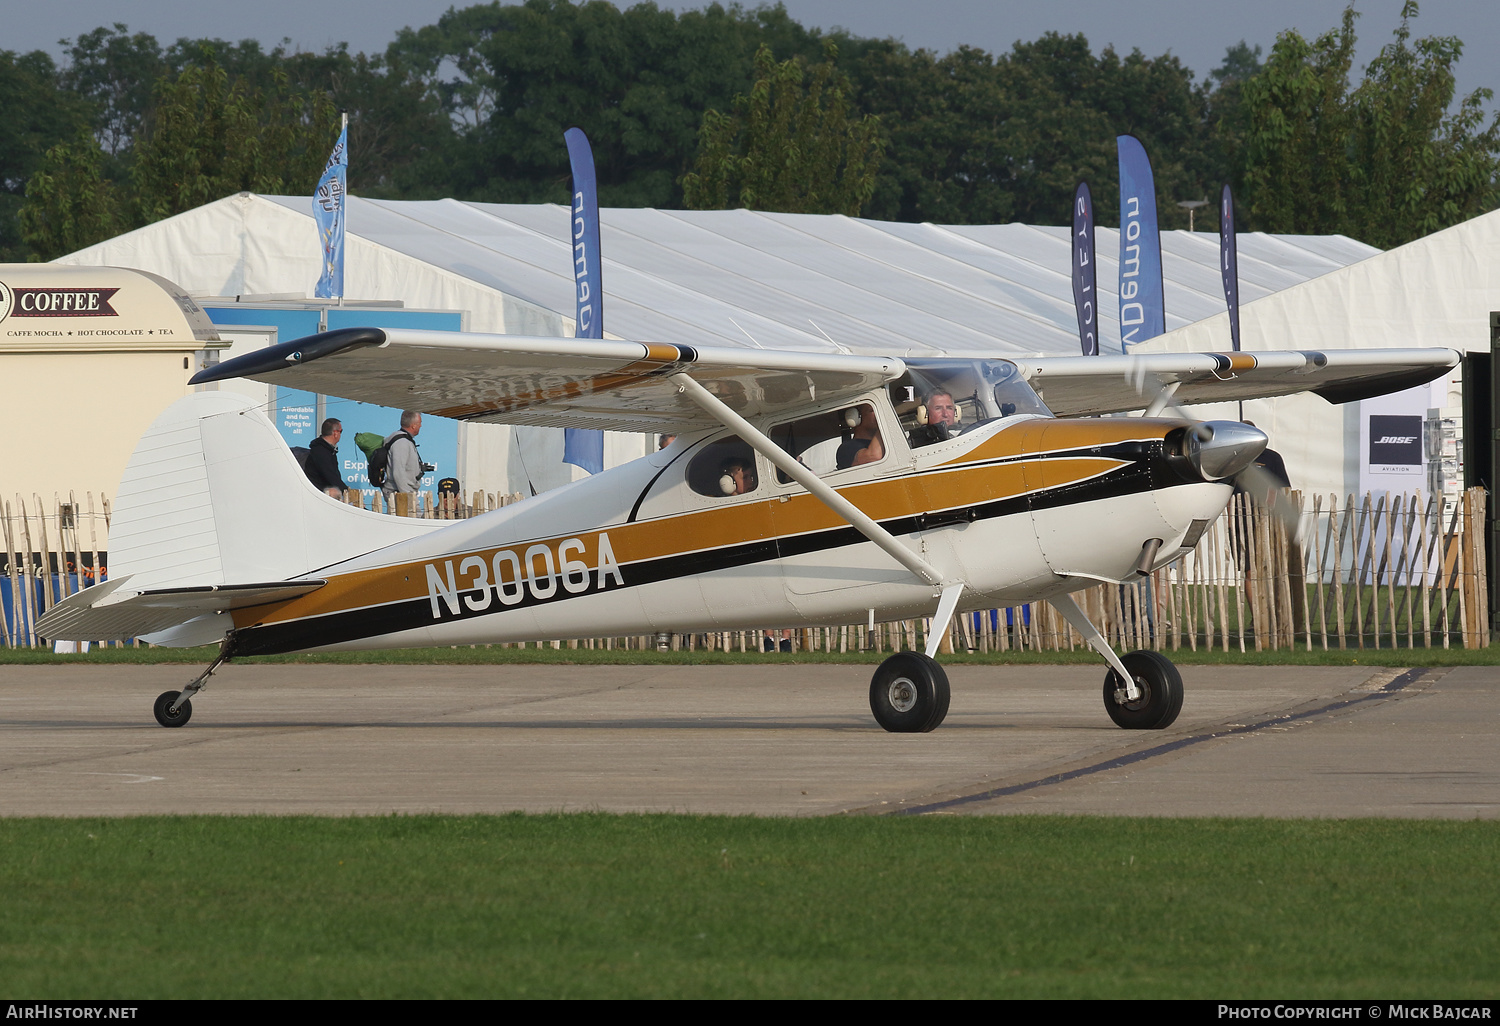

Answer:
[153,690,193,728]
[1103,651,1183,729]
[870,652,951,733]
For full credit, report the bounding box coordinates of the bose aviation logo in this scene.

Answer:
[1368,415,1422,468]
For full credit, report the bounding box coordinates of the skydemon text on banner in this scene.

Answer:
[313,117,348,300]
[1116,135,1165,350]
[562,127,605,476]
[1072,182,1098,356]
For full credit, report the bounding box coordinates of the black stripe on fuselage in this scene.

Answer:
[229,439,1189,656]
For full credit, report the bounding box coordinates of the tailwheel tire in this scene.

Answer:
[153,690,193,728]
[870,652,951,733]
[1103,650,1183,729]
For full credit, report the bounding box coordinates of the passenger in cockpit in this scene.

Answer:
[836,405,885,469]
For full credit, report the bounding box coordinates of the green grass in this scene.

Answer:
[1,815,1495,998]
[5,642,1499,667]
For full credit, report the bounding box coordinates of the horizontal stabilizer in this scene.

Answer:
[37,576,325,642]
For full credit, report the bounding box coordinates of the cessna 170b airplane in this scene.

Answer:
[39,327,1458,732]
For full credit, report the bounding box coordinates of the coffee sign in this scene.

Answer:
[0,285,120,318]
[0,264,220,352]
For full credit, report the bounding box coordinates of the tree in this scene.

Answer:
[683,42,883,215]
[847,43,1018,224]
[0,48,91,259]
[1348,1,1500,246]
[387,0,835,207]
[58,24,166,156]
[129,53,338,224]
[846,32,1225,228]
[1239,7,1360,234]
[280,45,451,198]
[18,137,121,260]
[1240,2,1500,246]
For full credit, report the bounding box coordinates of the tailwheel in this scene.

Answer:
[1103,651,1183,729]
[870,652,951,733]
[153,690,193,728]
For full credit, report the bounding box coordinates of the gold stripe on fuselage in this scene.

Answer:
[233,419,1173,629]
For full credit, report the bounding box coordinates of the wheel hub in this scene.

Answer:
[887,677,918,713]
[1115,676,1151,709]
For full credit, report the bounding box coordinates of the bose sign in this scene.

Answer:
[1368,415,1422,468]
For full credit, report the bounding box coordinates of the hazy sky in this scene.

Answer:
[5,1,1497,105]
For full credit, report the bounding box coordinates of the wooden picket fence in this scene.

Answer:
[2,492,113,650]
[3,486,1490,652]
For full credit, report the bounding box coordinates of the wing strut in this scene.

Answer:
[670,372,945,589]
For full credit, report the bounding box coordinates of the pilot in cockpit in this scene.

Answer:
[907,389,959,447]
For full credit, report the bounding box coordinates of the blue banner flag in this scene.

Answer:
[1219,183,1241,352]
[313,119,348,300]
[1071,182,1098,356]
[1116,135,1165,350]
[562,127,604,475]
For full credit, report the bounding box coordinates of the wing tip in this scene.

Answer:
[190,327,387,384]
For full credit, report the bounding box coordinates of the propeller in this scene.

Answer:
[1133,370,1305,546]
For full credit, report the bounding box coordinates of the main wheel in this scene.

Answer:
[153,690,192,728]
[870,652,950,733]
[1103,651,1183,729]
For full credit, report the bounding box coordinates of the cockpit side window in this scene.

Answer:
[890,358,1050,447]
[686,436,760,497]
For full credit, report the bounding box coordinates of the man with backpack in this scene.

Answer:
[379,410,425,507]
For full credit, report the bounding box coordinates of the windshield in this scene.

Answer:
[888,358,1051,447]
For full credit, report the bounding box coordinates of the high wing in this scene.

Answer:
[190,326,1461,425]
[190,327,904,431]
[1009,348,1461,417]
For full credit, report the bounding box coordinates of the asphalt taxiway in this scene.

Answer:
[0,661,1494,818]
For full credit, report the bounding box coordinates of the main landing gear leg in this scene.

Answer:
[1047,593,1184,730]
[153,643,232,728]
[870,583,964,734]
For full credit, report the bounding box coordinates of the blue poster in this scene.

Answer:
[205,305,464,491]
[1071,182,1097,357]
[562,127,605,475]
[324,309,462,490]
[1116,135,1165,350]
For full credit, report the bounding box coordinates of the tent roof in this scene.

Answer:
[256,195,1373,356]
[57,191,1421,358]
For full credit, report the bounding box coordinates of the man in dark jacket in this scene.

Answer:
[305,418,349,497]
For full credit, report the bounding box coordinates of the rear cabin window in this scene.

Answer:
[771,403,885,484]
[686,436,760,497]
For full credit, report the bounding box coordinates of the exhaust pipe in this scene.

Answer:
[1134,538,1163,577]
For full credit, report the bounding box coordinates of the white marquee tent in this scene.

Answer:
[58,193,1500,498]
